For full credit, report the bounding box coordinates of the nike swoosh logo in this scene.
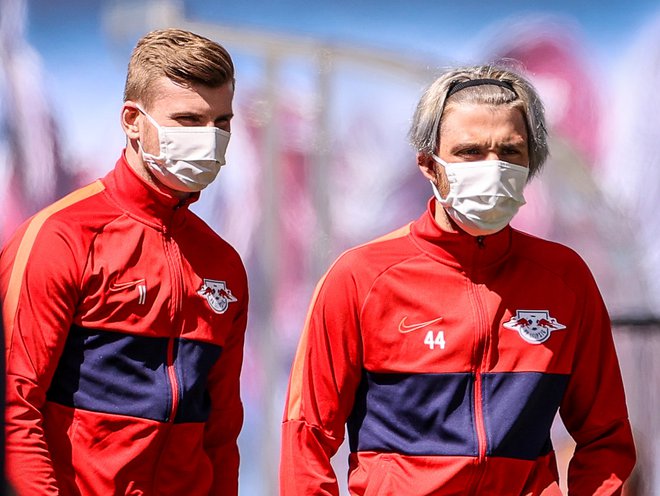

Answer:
[398,316,443,333]
[109,279,146,291]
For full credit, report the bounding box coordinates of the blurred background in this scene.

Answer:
[2,0,660,494]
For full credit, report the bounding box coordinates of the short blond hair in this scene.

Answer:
[124,28,234,107]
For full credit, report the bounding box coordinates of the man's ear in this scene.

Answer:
[121,102,141,140]
[417,152,437,182]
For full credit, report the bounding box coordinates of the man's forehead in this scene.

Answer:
[146,77,233,113]
[440,104,527,138]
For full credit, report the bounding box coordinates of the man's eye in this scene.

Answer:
[502,148,521,155]
[176,116,200,125]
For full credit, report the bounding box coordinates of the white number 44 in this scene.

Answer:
[424,330,446,350]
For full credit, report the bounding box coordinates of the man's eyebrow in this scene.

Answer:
[170,111,204,118]
[448,138,527,150]
[168,111,234,121]
[449,141,482,150]
[501,140,528,149]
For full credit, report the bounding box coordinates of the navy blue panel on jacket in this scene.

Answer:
[173,337,224,423]
[347,370,569,459]
[47,325,223,423]
[482,371,569,459]
[347,371,477,456]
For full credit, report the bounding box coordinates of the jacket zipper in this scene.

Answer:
[473,294,488,462]
[151,209,187,492]
[469,236,488,494]
[163,226,183,423]
[166,337,179,422]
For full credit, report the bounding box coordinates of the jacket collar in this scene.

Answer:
[101,152,199,229]
[410,198,513,272]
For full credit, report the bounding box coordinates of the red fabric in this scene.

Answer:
[1,153,248,495]
[281,199,635,495]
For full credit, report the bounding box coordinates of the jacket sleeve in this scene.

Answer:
[280,257,364,496]
[559,263,636,495]
[1,219,83,495]
[203,284,248,496]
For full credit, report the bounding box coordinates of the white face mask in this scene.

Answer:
[136,105,231,192]
[431,154,529,236]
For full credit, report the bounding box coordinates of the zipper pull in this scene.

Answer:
[476,235,485,248]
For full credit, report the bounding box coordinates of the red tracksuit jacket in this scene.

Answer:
[281,200,635,495]
[1,154,248,495]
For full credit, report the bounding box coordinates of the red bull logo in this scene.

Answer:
[197,279,238,314]
[503,310,566,344]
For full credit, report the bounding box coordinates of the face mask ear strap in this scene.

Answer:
[134,104,165,162]
[431,153,449,167]
[430,179,449,202]
[134,103,161,130]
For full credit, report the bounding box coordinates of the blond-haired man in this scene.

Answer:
[1,28,248,495]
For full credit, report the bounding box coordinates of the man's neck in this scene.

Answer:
[433,200,455,232]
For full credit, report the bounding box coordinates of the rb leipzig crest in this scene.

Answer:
[197,279,238,314]
[503,310,566,344]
